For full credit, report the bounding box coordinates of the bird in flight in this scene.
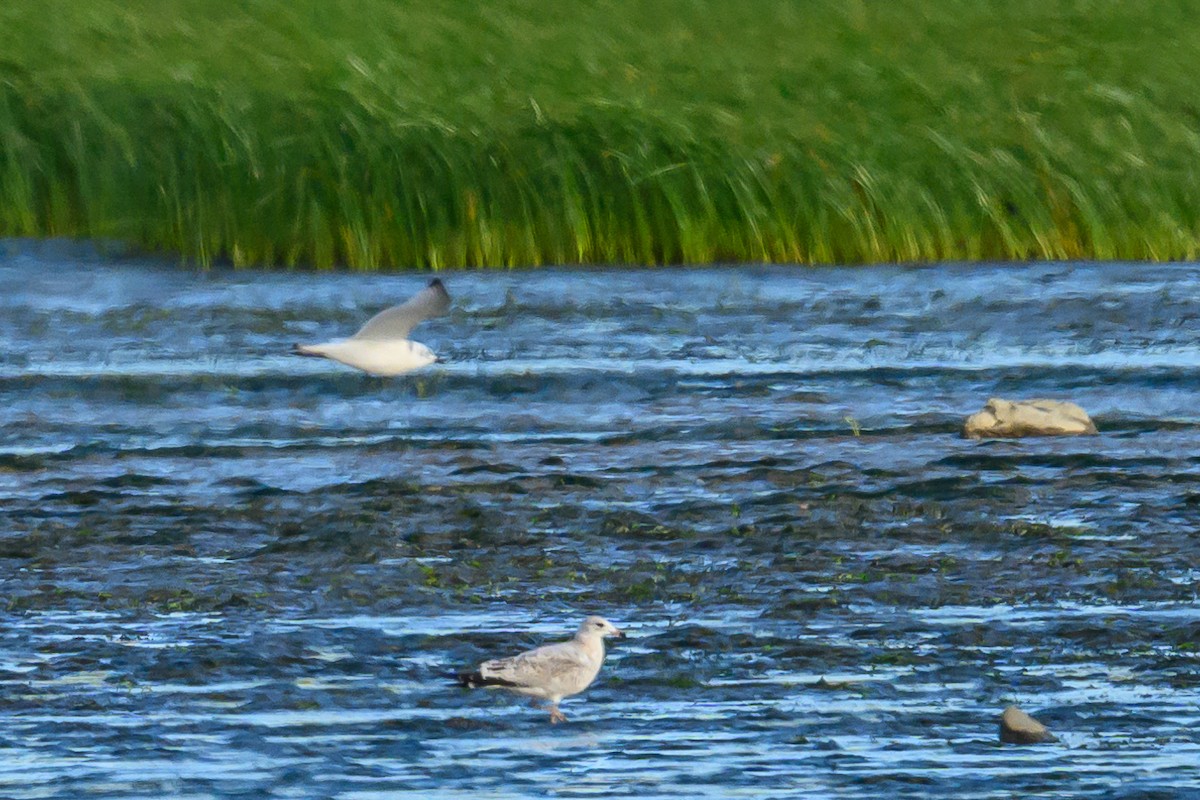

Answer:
[458,616,626,723]
[293,278,451,376]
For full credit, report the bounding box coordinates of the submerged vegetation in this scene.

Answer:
[2,0,1200,268]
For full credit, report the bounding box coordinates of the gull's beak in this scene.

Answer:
[614,628,627,640]
[434,356,447,364]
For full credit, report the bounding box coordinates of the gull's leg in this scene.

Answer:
[548,705,567,724]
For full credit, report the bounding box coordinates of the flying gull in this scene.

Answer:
[458,616,626,723]
[292,278,451,376]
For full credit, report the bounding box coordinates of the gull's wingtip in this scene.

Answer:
[455,670,519,690]
[456,670,483,689]
[291,343,319,358]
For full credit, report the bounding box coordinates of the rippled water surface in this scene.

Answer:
[2,243,1200,798]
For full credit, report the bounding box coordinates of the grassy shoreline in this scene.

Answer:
[3,0,1200,269]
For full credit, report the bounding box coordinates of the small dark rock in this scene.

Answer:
[999,705,1057,744]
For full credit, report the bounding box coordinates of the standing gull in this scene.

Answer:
[457,616,626,723]
[292,278,451,376]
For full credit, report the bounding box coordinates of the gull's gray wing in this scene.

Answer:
[479,641,590,688]
[352,278,451,341]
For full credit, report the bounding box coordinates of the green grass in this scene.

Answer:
[2,0,1200,268]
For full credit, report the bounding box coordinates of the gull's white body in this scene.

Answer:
[295,338,437,376]
[293,278,450,376]
[458,616,625,723]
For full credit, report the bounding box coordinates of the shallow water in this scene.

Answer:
[2,242,1199,798]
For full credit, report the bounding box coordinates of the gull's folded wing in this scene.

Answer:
[352,278,451,341]
[480,642,589,688]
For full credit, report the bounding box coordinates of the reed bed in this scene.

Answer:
[2,0,1199,268]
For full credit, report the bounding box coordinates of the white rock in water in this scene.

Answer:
[999,705,1057,744]
[963,398,1097,439]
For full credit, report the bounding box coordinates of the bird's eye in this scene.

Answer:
[594,622,603,627]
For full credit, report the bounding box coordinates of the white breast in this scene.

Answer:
[305,339,437,376]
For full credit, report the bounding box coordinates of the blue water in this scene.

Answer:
[2,241,1199,798]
